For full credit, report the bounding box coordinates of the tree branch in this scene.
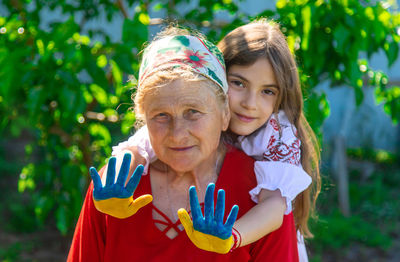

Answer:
[116,0,129,19]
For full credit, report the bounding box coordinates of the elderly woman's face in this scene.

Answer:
[143,79,229,172]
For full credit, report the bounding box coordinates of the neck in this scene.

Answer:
[152,147,226,195]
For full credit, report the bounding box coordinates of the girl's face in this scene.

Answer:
[227,58,279,136]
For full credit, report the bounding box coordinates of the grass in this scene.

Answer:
[308,154,400,261]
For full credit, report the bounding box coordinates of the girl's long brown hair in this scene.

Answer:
[218,18,321,238]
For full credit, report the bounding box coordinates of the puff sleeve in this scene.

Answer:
[249,161,311,214]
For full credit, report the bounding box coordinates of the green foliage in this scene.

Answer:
[347,147,398,164]
[0,242,24,262]
[311,211,392,250]
[275,0,400,132]
[0,0,399,236]
[310,162,400,259]
[0,2,141,234]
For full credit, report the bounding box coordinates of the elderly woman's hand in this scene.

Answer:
[178,184,239,254]
[90,153,153,219]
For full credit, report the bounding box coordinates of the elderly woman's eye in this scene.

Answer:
[185,109,202,119]
[153,113,170,121]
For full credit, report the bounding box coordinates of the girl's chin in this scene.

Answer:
[229,125,257,136]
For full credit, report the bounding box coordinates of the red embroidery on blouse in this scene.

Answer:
[269,118,280,131]
[263,134,301,165]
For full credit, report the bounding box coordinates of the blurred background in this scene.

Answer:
[0,0,399,261]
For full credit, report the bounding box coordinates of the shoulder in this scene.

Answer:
[224,145,255,171]
[225,145,254,161]
[274,111,298,137]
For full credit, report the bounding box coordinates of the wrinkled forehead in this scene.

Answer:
[143,79,220,113]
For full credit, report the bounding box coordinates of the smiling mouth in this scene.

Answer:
[235,113,256,123]
[169,146,194,151]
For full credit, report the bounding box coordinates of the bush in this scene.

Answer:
[0,0,399,236]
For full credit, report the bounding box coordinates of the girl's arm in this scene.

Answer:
[234,111,311,248]
[233,188,286,247]
[231,161,311,248]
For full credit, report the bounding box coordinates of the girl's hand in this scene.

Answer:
[178,183,239,254]
[90,152,153,219]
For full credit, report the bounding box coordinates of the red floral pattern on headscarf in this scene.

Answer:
[183,50,210,68]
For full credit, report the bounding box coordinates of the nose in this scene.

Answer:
[169,117,189,144]
[240,90,257,110]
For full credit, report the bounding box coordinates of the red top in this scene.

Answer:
[68,147,299,262]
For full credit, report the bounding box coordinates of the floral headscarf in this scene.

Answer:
[138,35,228,94]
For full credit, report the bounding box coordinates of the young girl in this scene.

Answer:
[109,19,320,259]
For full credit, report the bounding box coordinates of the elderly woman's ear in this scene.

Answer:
[222,103,231,132]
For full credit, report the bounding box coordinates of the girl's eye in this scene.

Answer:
[262,89,276,95]
[230,80,245,88]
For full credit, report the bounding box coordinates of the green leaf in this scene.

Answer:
[301,5,312,51]
[110,59,123,96]
[276,0,287,9]
[96,55,107,68]
[56,206,68,235]
[364,6,375,20]
[121,111,136,135]
[385,41,399,67]
[18,164,36,192]
[34,196,54,221]
[295,0,308,5]
[333,24,350,54]
[122,17,148,47]
[59,87,78,117]
[354,85,364,106]
[138,13,150,25]
[89,123,111,145]
[213,3,223,11]
[377,85,400,124]
[113,49,135,74]
[348,60,362,88]
[89,84,108,106]
[377,8,391,27]
[153,3,163,11]
[303,92,330,137]
[26,86,46,120]
[287,34,296,53]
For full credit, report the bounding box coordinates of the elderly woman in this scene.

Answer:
[67,27,298,261]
